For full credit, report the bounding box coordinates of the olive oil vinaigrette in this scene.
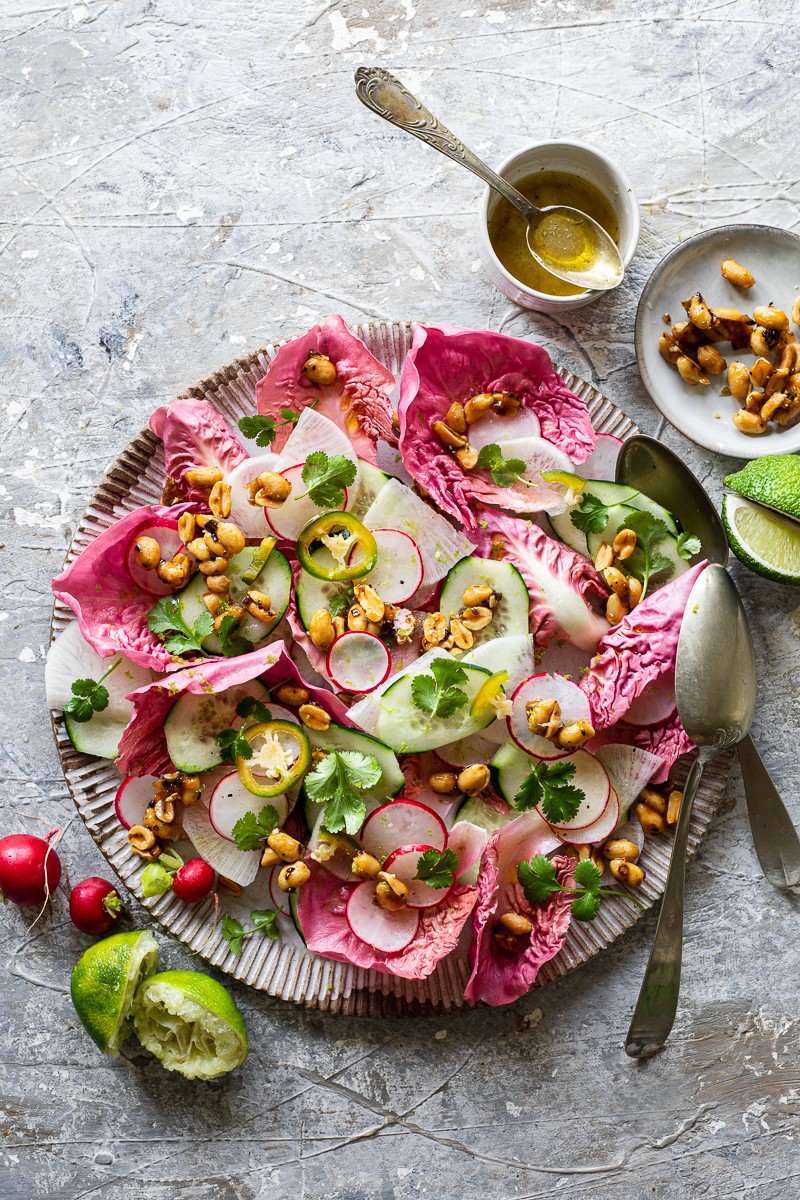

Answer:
[487,170,620,296]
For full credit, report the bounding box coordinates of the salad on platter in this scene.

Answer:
[47,316,707,1007]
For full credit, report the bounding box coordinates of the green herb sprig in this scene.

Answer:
[238,400,319,448]
[64,658,121,723]
[215,697,273,764]
[147,596,213,657]
[222,910,281,957]
[476,443,528,488]
[513,759,584,825]
[411,658,469,720]
[414,847,460,889]
[231,805,281,852]
[304,750,381,836]
[518,855,646,922]
[294,451,357,508]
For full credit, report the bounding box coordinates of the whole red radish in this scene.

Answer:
[172,859,215,903]
[0,833,62,907]
[69,877,124,935]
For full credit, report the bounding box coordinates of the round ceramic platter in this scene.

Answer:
[51,320,732,1016]
[635,224,800,458]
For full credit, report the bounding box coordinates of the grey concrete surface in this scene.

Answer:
[1,1,799,1197]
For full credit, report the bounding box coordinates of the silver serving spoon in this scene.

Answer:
[626,564,756,1058]
[617,435,800,891]
[354,66,624,292]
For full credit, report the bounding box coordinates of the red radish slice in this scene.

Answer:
[508,673,592,759]
[360,800,447,861]
[268,865,286,911]
[326,632,391,694]
[403,784,460,822]
[126,523,184,596]
[593,744,663,819]
[266,463,348,542]
[115,775,179,830]
[346,879,420,952]
[555,787,620,846]
[349,528,424,604]
[434,733,498,770]
[182,801,260,886]
[467,408,542,451]
[625,675,678,727]
[226,455,278,538]
[383,843,453,908]
[536,749,610,832]
[208,771,289,842]
[577,434,623,482]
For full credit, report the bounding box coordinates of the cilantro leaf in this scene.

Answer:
[476,443,527,488]
[513,759,584,824]
[304,749,381,836]
[231,805,281,851]
[414,847,460,889]
[221,914,246,957]
[236,697,272,723]
[222,908,281,956]
[618,510,674,600]
[518,851,645,924]
[570,492,610,535]
[676,531,702,561]
[279,408,302,424]
[63,660,119,723]
[147,596,212,657]
[298,451,357,508]
[238,414,277,447]
[517,854,560,904]
[215,612,251,658]
[216,727,253,764]
[411,658,469,719]
[328,586,355,619]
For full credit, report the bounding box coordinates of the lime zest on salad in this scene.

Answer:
[304,749,382,836]
[64,658,120,722]
[518,855,646,922]
[411,658,469,719]
[513,759,584,824]
[414,847,459,889]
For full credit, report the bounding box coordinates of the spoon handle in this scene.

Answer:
[738,734,800,889]
[354,67,536,222]
[625,752,706,1059]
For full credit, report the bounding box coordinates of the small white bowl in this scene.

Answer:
[478,139,640,313]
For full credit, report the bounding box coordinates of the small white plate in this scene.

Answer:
[635,224,800,459]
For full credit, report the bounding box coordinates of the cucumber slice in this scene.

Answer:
[489,739,531,807]
[65,711,127,760]
[439,557,530,650]
[375,662,494,754]
[350,460,391,520]
[546,509,589,556]
[452,794,514,835]
[164,680,268,774]
[578,481,639,506]
[288,892,305,943]
[304,721,405,807]
[176,546,291,654]
[295,570,351,632]
[626,492,679,535]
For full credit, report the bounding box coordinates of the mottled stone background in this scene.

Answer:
[1,0,799,1197]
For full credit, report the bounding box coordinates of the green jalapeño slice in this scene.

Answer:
[295,512,378,582]
[236,720,312,798]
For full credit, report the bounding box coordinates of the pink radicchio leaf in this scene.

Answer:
[255,314,396,462]
[470,510,609,651]
[149,398,248,504]
[297,864,477,980]
[580,562,708,730]
[52,505,195,672]
[397,323,596,529]
[116,641,350,777]
[464,811,573,1007]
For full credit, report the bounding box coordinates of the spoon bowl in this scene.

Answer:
[354,66,625,292]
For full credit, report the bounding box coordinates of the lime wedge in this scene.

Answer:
[133,970,248,1080]
[725,455,800,523]
[71,930,159,1056]
[722,493,800,584]
[541,470,587,489]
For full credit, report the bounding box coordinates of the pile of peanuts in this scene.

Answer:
[593,527,641,625]
[421,582,499,655]
[525,697,595,752]
[658,257,800,435]
[308,582,418,654]
[432,389,522,469]
[127,771,201,861]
